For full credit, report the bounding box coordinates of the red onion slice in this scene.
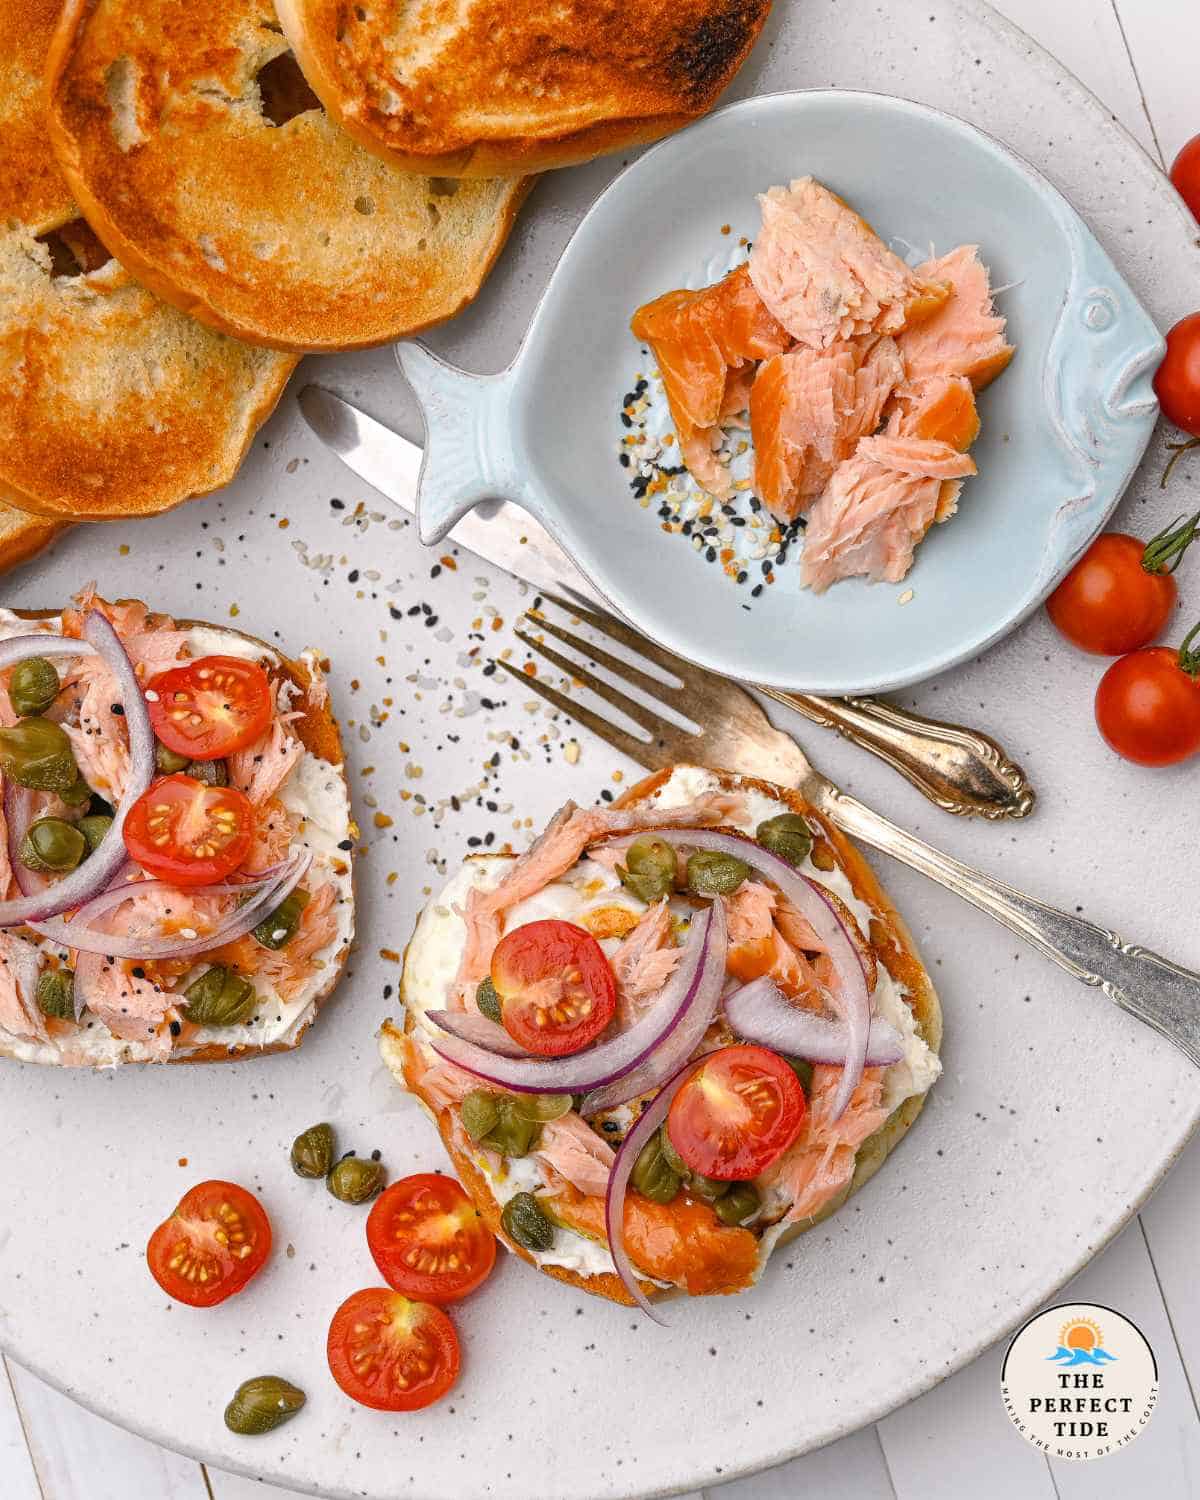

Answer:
[580,898,726,1115]
[31,850,312,961]
[0,635,96,671]
[725,976,904,1066]
[603,1057,704,1320]
[4,783,48,899]
[595,828,871,1121]
[0,612,154,927]
[427,905,720,1095]
[426,1009,531,1059]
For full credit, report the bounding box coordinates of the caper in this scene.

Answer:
[756,813,813,868]
[481,1096,541,1157]
[290,1122,335,1179]
[36,969,73,1020]
[630,1131,683,1205]
[617,837,677,904]
[252,888,311,950]
[186,758,228,787]
[511,1093,572,1124]
[686,849,750,897]
[686,1170,730,1203]
[461,1089,500,1142]
[9,657,60,718]
[183,966,257,1027]
[327,1154,385,1204]
[59,775,93,807]
[500,1191,555,1252]
[77,813,113,852]
[223,1375,306,1436]
[659,1126,690,1178]
[714,1182,761,1226]
[0,718,80,793]
[784,1056,814,1096]
[20,817,85,874]
[155,740,191,774]
[475,975,502,1023]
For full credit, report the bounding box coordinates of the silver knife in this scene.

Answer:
[298,385,1036,819]
[297,386,601,605]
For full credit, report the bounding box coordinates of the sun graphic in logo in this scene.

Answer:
[1046,1316,1116,1367]
[1061,1318,1103,1353]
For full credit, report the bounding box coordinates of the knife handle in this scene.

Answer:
[760,688,1036,820]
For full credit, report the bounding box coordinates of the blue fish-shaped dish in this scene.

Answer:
[397,90,1163,695]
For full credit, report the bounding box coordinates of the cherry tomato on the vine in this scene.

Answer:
[1171,134,1200,223]
[1095,624,1200,767]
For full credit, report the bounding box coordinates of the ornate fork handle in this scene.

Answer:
[762,689,1036,821]
[820,785,1200,1068]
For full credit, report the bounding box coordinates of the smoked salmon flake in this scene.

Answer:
[624,182,1013,593]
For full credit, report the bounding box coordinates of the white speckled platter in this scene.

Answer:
[2,3,1199,1498]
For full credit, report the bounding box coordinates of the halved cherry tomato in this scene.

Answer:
[147,656,273,760]
[667,1045,806,1181]
[146,1180,271,1307]
[1045,522,1197,655]
[367,1175,496,1304]
[123,773,254,885]
[491,919,617,1057]
[327,1289,460,1411]
[1172,134,1200,223]
[1095,627,1200,766]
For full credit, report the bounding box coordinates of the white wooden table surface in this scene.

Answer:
[4,3,1198,1496]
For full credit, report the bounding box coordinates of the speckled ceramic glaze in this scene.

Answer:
[2,3,1199,1499]
[398,90,1163,697]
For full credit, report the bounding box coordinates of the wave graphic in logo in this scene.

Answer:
[1046,1345,1118,1367]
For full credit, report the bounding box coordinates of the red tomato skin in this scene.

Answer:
[367,1175,496,1304]
[1154,313,1200,437]
[1171,134,1200,223]
[492,919,617,1057]
[1095,648,1200,766]
[668,1044,807,1181]
[1045,534,1176,655]
[147,656,274,760]
[327,1289,460,1412]
[146,1180,271,1308]
[123,774,255,885]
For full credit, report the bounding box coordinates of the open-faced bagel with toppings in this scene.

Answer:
[0,592,354,1066]
[381,764,940,1308]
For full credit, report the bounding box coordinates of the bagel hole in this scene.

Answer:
[256,52,322,126]
[36,219,112,278]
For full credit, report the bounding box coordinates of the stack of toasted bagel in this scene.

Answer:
[1,0,769,553]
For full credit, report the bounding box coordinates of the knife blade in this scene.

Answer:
[297,385,601,604]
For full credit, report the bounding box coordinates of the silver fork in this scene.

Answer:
[496,594,1200,1069]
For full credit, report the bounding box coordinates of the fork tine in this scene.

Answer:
[522,610,691,706]
[513,624,683,742]
[535,591,707,689]
[491,659,668,771]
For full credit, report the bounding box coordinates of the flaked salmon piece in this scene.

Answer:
[749,179,950,350]
[887,373,980,449]
[243,882,339,1001]
[801,438,977,593]
[453,791,747,1007]
[60,656,131,800]
[759,1064,891,1223]
[719,364,755,428]
[243,797,300,874]
[228,718,303,805]
[0,932,46,1041]
[896,244,1014,390]
[632,264,791,498]
[750,336,905,521]
[610,899,681,1026]
[74,950,174,1057]
[535,1112,616,1198]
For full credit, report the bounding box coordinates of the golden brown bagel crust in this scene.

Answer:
[388,766,941,1304]
[45,0,533,351]
[0,0,295,522]
[274,0,771,177]
[0,611,353,1068]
